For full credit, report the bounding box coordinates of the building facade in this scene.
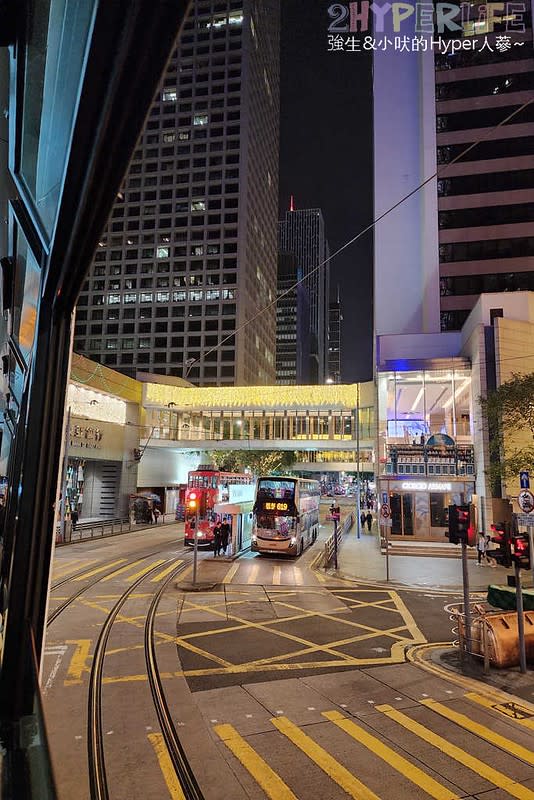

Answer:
[74,0,280,386]
[328,286,342,383]
[276,252,311,384]
[436,15,534,332]
[373,8,534,339]
[279,207,330,382]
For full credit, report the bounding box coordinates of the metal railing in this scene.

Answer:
[447,601,494,673]
[323,512,355,569]
[56,517,131,545]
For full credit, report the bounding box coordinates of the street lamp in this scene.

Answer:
[356,382,361,539]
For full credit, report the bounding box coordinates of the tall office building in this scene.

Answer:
[328,286,342,383]
[276,253,311,384]
[74,0,280,385]
[435,27,534,331]
[278,206,330,383]
[374,9,534,340]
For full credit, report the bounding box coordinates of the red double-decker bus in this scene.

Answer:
[184,465,255,547]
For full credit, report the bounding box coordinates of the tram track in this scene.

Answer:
[145,563,205,800]
[87,557,200,800]
[47,545,189,626]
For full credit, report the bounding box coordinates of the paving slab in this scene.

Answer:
[363,662,467,701]
[243,677,344,725]
[301,669,417,717]
[194,684,274,739]
[178,591,227,623]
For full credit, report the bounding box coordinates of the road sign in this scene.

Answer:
[520,471,530,490]
[517,490,534,514]
[381,492,388,505]
[516,513,534,527]
[381,503,390,518]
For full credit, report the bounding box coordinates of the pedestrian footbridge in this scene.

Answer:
[139,381,375,473]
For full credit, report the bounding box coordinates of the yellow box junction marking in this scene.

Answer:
[151,561,183,582]
[323,710,459,800]
[214,723,297,800]
[271,715,381,800]
[421,698,534,765]
[466,693,534,731]
[376,704,534,800]
[148,733,186,800]
[73,559,126,581]
[65,640,92,685]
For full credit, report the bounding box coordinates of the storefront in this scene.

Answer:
[377,360,475,541]
[380,478,474,540]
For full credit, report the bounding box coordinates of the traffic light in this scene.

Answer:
[187,491,198,512]
[489,522,512,568]
[511,533,531,570]
[447,504,470,545]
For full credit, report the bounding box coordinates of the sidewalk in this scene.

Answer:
[332,525,522,591]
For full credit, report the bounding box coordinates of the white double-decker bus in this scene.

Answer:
[251,476,320,556]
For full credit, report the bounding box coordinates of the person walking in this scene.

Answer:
[360,511,366,530]
[153,506,160,524]
[365,511,373,532]
[213,521,222,556]
[220,518,231,556]
[476,533,487,565]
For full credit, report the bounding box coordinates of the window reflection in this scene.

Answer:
[20,0,97,235]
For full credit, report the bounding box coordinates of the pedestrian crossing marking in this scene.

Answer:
[214,723,298,800]
[52,559,98,581]
[151,560,184,582]
[272,566,282,585]
[271,715,382,800]
[73,559,126,581]
[100,558,147,582]
[422,698,534,764]
[323,710,459,800]
[247,564,260,585]
[147,733,186,800]
[293,567,304,586]
[376,704,534,800]
[222,563,240,584]
[127,559,167,582]
[465,693,534,730]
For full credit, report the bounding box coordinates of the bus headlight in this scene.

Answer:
[252,535,257,543]
[290,537,296,545]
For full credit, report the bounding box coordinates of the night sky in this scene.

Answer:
[279,1,374,382]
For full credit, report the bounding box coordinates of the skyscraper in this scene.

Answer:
[278,205,330,383]
[74,0,280,386]
[373,10,534,340]
[328,286,343,383]
[276,253,311,384]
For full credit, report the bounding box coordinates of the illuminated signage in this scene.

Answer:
[264,501,289,512]
[401,482,452,492]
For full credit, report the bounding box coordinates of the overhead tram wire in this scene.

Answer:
[186,95,534,373]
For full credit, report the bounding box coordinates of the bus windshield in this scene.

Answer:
[255,513,295,533]
[257,479,295,501]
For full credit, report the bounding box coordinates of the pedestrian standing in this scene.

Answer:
[213,522,222,556]
[153,507,160,524]
[360,511,366,529]
[71,508,79,529]
[365,512,373,532]
[220,518,231,555]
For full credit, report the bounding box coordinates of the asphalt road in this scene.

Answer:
[43,521,534,800]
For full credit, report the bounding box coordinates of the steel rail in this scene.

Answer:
[145,564,205,800]
[87,557,187,800]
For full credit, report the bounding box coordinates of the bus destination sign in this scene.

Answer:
[263,501,289,512]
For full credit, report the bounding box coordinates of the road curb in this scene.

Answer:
[407,642,534,713]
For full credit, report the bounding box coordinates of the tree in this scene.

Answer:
[210,449,297,477]
[480,371,534,486]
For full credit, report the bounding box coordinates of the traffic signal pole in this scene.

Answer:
[460,540,473,654]
[515,561,527,674]
[192,528,199,586]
